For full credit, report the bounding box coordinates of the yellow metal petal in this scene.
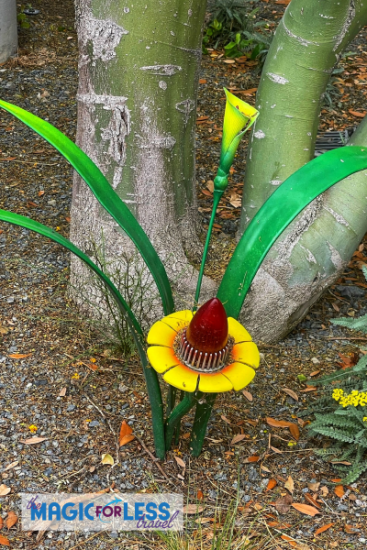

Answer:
[228,317,252,343]
[222,362,256,391]
[163,364,199,393]
[146,320,176,347]
[147,346,181,374]
[232,341,260,369]
[198,372,233,393]
[161,310,193,332]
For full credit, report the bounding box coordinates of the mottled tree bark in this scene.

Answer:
[70,0,215,323]
[238,0,367,342]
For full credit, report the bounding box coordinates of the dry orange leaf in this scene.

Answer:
[119,420,133,442]
[183,504,204,515]
[5,511,18,529]
[282,388,298,401]
[244,455,260,463]
[289,423,300,441]
[221,415,231,425]
[291,503,320,517]
[8,353,32,359]
[242,390,253,401]
[284,476,294,494]
[38,190,45,197]
[19,437,48,445]
[231,434,248,445]
[315,523,334,536]
[266,417,292,428]
[0,535,10,546]
[266,479,277,491]
[349,109,366,117]
[174,456,186,469]
[304,493,321,509]
[334,485,345,498]
[119,434,135,447]
[58,387,67,397]
[0,486,10,497]
[199,79,207,84]
[300,385,317,392]
[0,517,3,529]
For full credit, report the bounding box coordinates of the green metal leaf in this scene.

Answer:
[0,99,174,316]
[218,146,367,318]
[0,209,166,459]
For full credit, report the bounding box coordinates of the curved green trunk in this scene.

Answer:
[240,116,367,342]
[240,0,367,232]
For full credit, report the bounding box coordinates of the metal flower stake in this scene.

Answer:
[1,90,367,460]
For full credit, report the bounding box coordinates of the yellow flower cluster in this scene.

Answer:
[332,388,367,407]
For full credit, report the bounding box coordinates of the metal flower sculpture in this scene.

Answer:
[1,89,367,460]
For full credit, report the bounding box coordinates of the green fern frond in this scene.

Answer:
[342,460,367,484]
[331,314,367,334]
[311,426,356,443]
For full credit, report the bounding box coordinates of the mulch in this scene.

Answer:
[1,0,367,548]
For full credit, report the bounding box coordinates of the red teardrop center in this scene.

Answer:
[186,298,228,353]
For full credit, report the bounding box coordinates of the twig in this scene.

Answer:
[325,336,367,341]
[68,532,101,550]
[83,393,120,466]
[134,434,175,486]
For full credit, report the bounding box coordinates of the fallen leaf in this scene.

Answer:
[0,486,11,497]
[5,511,17,529]
[334,485,345,498]
[261,465,271,473]
[174,456,186,469]
[183,504,204,514]
[271,446,283,454]
[229,192,241,208]
[309,370,321,377]
[315,523,334,536]
[244,455,260,463]
[3,462,18,472]
[304,493,321,509]
[266,479,277,491]
[282,388,298,401]
[8,353,32,359]
[345,524,360,534]
[199,79,207,84]
[275,494,293,514]
[0,517,2,529]
[300,386,317,392]
[231,434,248,445]
[221,415,231,425]
[119,434,135,447]
[0,535,10,546]
[297,418,306,428]
[291,503,320,517]
[289,424,300,441]
[101,454,114,466]
[237,87,257,95]
[349,109,366,117]
[119,420,133,446]
[58,387,67,397]
[197,490,204,501]
[266,418,293,428]
[242,390,253,402]
[20,437,48,445]
[38,190,45,197]
[284,476,294,494]
[206,180,214,193]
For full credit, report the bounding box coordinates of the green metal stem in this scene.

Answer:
[194,189,223,308]
[166,386,177,417]
[190,393,217,457]
[165,392,196,451]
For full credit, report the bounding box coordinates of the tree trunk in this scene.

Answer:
[239,117,367,342]
[70,0,215,326]
[240,0,367,231]
[0,0,17,63]
[236,0,367,342]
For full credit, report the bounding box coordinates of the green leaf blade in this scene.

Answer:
[0,99,174,316]
[218,146,367,319]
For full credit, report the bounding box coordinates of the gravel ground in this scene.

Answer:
[1,1,367,549]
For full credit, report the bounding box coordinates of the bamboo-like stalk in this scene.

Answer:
[190,393,217,457]
[165,392,196,450]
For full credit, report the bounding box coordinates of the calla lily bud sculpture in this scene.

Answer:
[194,89,258,308]
[214,88,259,192]
[2,85,366,460]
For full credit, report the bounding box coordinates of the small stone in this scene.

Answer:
[311,357,320,364]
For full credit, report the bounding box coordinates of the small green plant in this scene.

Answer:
[17,6,31,29]
[302,266,367,483]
